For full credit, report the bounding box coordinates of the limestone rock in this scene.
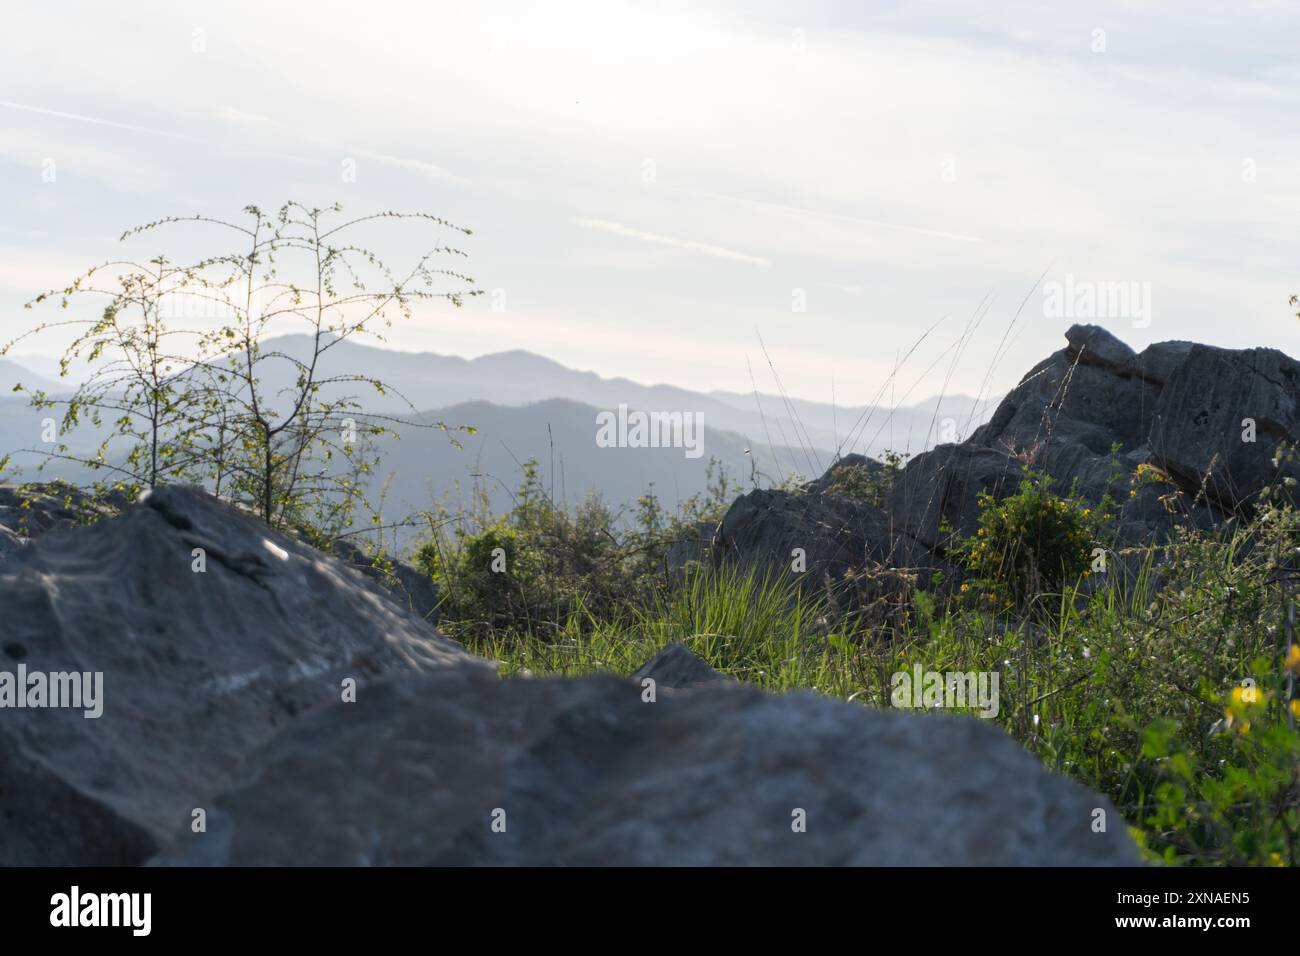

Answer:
[155,671,1141,866]
[0,485,487,866]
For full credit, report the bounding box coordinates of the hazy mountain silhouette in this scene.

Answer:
[0,341,996,550]
[0,389,820,549]
[0,359,61,396]
[366,397,815,545]
[241,335,997,457]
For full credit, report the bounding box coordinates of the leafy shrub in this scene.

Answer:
[7,201,477,536]
[822,450,908,507]
[1136,672,1300,866]
[1060,507,1300,865]
[415,457,738,641]
[955,471,1098,612]
[417,523,539,632]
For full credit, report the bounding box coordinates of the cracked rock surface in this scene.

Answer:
[718,325,1299,593]
[154,668,1141,866]
[0,485,486,865]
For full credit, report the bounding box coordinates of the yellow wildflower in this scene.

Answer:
[1230,685,1265,708]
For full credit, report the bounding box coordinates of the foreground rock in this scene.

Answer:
[0,481,442,624]
[0,485,487,866]
[332,538,441,625]
[157,669,1140,866]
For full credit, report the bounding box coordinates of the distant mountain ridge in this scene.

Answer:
[0,359,61,396]
[3,337,995,458]
[141,335,990,458]
[0,338,998,547]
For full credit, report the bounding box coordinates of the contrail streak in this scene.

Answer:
[674,185,985,244]
[0,100,196,141]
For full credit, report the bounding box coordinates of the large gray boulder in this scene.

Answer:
[713,488,886,584]
[888,325,1291,551]
[1065,323,1138,371]
[972,324,1299,520]
[729,326,1295,594]
[713,486,930,587]
[0,481,443,622]
[974,350,1159,458]
[1132,340,1198,386]
[803,453,885,495]
[0,485,487,866]
[155,669,1141,866]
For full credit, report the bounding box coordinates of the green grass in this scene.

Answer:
[467,564,849,690]
[451,519,1300,867]
[422,449,1300,866]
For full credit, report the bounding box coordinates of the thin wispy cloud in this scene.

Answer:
[216,106,464,183]
[0,100,196,142]
[575,218,771,266]
[214,106,282,128]
[0,101,314,171]
[0,252,97,295]
[350,148,465,184]
[673,186,986,245]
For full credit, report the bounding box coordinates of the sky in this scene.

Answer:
[1,0,1298,407]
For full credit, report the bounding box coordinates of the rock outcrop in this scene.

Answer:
[950,324,1295,542]
[0,485,487,866]
[720,325,1299,593]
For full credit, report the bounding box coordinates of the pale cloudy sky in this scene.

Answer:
[1,0,1298,405]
